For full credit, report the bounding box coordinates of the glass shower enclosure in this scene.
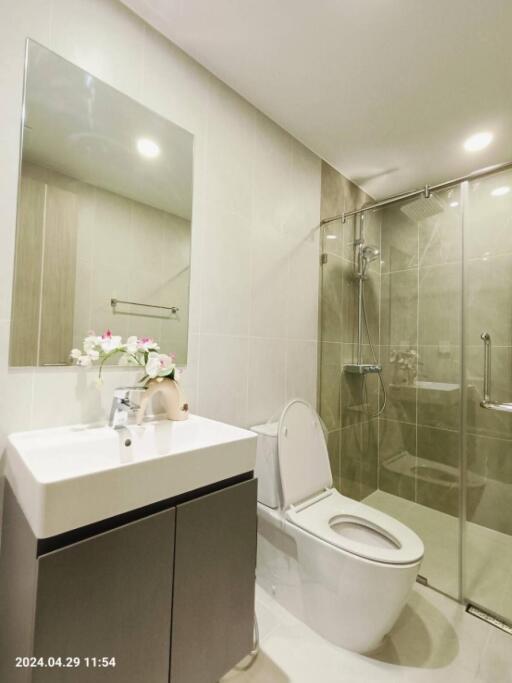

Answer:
[319,163,512,625]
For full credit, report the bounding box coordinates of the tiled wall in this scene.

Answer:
[319,162,381,500]
[0,1,321,452]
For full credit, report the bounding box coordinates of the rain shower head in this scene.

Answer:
[400,193,444,222]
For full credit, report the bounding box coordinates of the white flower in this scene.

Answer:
[145,352,175,378]
[99,331,122,353]
[145,352,161,378]
[138,337,160,352]
[70,348,81,360]
[83,334,100,353]
[77,355,92,367]
[125,336,139,354]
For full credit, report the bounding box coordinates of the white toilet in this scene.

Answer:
[253,399,424,653]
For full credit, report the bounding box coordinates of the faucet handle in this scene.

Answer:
[113,386,146,400]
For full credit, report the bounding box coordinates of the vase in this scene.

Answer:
[136,378,189,425]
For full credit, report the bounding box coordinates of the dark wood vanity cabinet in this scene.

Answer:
[0,476,257,683]
[33,509,175,683]
[171,481,258,683]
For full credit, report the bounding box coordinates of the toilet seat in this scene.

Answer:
[276,399,424,565]
[286,489,424,565]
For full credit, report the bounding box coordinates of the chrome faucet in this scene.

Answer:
[109,387,146,429]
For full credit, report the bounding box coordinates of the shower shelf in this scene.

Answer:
[389,381,460,405]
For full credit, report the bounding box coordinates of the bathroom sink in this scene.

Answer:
[5,416,256,538]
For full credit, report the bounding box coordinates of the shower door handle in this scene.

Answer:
[480,332,512,412]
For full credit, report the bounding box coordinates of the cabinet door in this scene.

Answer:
[32,509,175,683]
[170,479,257,683]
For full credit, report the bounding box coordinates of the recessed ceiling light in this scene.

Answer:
[449,201,459,208]
[137,138,160,158]
[491,186,510,197]
[463,132,493,152]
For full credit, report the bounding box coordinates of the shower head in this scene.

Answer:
[360,244,380,277]
[362,245,380,263]
[400,193,444,222]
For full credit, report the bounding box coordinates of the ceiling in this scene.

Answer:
[122,0,512,200]
[24,41,193,218]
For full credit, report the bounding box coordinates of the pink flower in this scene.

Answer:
[145,352,175,378]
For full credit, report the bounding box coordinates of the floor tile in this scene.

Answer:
[223,582,512,683]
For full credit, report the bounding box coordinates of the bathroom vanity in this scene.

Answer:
[0,416,257,683]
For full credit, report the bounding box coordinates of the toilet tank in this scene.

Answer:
[251,422,281,508]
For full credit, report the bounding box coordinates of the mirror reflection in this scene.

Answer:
[10,40,193,367]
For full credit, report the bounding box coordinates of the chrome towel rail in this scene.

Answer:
[480,332,512,413]
[111,298,179,315]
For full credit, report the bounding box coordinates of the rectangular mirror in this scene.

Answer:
[10,40,194,367]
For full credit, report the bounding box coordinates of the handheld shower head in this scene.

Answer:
[362,245,380,263]
[360,244,380,276]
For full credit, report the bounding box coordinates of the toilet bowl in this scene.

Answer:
[252,399,424,653]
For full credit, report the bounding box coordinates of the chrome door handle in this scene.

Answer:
[480,331,512,412]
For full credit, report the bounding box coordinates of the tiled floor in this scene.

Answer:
[365,490,512,622]
[222,583,512,683]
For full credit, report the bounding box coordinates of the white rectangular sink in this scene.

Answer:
[5,415,257,539]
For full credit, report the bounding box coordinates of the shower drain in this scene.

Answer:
[466,604,512,636]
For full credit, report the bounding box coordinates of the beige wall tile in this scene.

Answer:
[380,205,418,274]
[380,269,418,347]
[419,263,461,347]
[379,418,417,501]
[247,337,286,427]
[466,253,512,347]
[320,253,343,343]
[285,339,317,407]
[50,0,145,100]
[319,341,341,431]
[196,334,249,427]
[0,0,321,449]
[379,346,418,424]
[418,190,462,268]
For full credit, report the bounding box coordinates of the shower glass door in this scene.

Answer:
[319,163,512,622]
[463,168,512,622]
[372,186,463,600]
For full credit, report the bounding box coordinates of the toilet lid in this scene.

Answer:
[277,399,332,507]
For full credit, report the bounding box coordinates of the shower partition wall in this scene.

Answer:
[318,162,512,625]
[463,168,512,620]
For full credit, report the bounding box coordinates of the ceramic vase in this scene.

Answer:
[136,378,189,425]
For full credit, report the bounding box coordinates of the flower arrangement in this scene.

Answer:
[70,330,178,385]
[389,348,419,385]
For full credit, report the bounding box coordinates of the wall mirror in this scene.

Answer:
[10,40,194,367]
